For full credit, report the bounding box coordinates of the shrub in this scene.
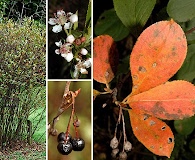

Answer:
[0,18,46,148]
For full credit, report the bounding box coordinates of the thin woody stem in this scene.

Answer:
[121,111,127,152]
[64,81,71,95]
[185,27,195,35]
[66,91,75,135]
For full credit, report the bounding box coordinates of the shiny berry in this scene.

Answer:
[57,141,73,155]
[71,138,85,151]
[57,132,72,142]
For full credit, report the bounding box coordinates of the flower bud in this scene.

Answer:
[69,14,78,23]
[80,48,88,55]
[65,52,73,62]
[66,35,75,43]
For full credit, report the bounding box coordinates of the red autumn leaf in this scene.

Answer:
[130,19,187,96]
[129,109,174,158]
[93,35,119,84]
[127,81,195,120]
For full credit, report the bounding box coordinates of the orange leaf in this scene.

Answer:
[129,109,174,158]
[93,35,119,84]
[130,20,187,96]
[127,81,195,120]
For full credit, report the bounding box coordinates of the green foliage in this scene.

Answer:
[186,17,195,44]
[167,0,195,22]
[0,18,45,148]
[95,9,130,41]
[177,44,195,82]
[174,116,195,136]
[113,0,156,37]
[85,0,91,28]
[0,18,46,90]
[29,106,46,143]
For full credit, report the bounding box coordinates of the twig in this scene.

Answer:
[185,27,195,35]
[48,81,73,136]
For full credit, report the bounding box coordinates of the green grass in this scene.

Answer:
[28,107,46,143]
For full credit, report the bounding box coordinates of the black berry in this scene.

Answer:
[57,132,72,142]
[71,138,85,151]
[57,141,73,155]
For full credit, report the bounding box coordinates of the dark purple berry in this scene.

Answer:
[71,138,85,151]
[57,132,72,142]
[57,141,73,155]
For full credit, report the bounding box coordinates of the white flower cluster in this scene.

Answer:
[48,10,78,33]
[49,10,91,78]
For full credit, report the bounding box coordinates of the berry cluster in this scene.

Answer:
[110,107,132,160]
[57,132,85,155]
[48,83,85,156]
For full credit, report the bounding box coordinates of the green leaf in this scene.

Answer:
[85,0,91,28]
[185,17,195,44]
[167,0,195,22]
[176,44,195,82]
[113,0,156,37]
[94,9,130,41]
[174,115,195,136]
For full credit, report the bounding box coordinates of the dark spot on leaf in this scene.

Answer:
[153,29,159,37]
[191,99,195,104]
[133,85,138,89]
[150,120,155,126]
[177,37,181,40]
[168,137,173,144]
[152,62,157,68]
[161,126,166,130]
[143,114,149,120]
[138,66,146,72]
[132,75,138,80]
[150,145,155,149]
[151,102,165,115]
[177,109,182,114]
[164,113,180,120]
[172,46,176,51]
[172,52,177,56]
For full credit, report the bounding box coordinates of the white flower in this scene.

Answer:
[49,10,74,33]
[69,14,78,23]
[48,18,57,25]
[55,40,62,47]
[66,35,75,44]
[80,48,88,55]
[55,49,60,54]
[64,22,72,29]
[65,52,74,62]
[54,41,74,62]
[83,58,92,68]
[80,68,88,74]
[57,10,65,16]
[73,66,79,78]
[52,24,62,33]
[73,57,91,77]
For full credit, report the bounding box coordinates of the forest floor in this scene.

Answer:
[0,141,46,160]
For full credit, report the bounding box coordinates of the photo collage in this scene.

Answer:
[1,0,195,160]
